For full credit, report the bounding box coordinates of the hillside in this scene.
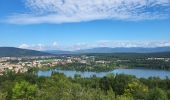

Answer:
[45,47,170,54]
[45,50,72,54]
[0,47,53,57]
[75,47,170,53]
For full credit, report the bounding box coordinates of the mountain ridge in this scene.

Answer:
[0,47,53,57]
[1,46,170,57]
[45,47,170,54]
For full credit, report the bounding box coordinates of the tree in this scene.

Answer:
[0,91,7,100]
[12,81,38,100]
[147,88,168,100]
[112,74,134,95]
[99,77,111,93]
[124,79,148,99]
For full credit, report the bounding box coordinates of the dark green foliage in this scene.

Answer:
[99,77,111,93]
[112,74,134,95]
[12,81,38,100]
[147,88,168,100]
[0,71,170,100]
[55,62,116,72]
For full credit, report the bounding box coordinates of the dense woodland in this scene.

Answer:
[55,62,117,72]
[0,70,170,100]
[54,53,170,72]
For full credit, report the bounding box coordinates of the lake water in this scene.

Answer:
[37,68,170,79]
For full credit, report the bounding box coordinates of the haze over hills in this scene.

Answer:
[45,47,170,54]
[75,47,170,53]
[0,47,53,57]
[0,46,170,57]
[44,50,72,55]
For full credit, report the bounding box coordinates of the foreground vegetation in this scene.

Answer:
[0,70,170,100]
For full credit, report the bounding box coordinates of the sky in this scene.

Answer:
[0,0,170,51]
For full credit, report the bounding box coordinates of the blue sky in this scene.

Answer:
[0,0,170,50]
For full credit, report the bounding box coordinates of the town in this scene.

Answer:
[0,55,96,75]
[1,54,170,75]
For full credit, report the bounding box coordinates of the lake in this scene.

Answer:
[37,68,170,79]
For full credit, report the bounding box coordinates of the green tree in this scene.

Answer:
[124,79,148,99]
[112,74,134,95]
[0,91,7,100]
[147,88,168,100]
[99,77,111,93]
[12,81,38,100]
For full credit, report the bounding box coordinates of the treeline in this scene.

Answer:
[115,59,170,70]
[0,70,170,100]
[55,62,116,72]
[85,53,170,70]
[85,52,170,59]
[54,59,170,72]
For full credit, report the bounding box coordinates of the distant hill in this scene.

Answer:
[0,47,53,57]
[75,47,170,53]
[45,47,170,54]
[1,47,170,57]
[45,50,72,55]
[84,52,170,58]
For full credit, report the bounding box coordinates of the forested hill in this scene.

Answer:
[45,47,170,54]
[84,52,170,59]
[0,47,53,57]
[75,47,170,53]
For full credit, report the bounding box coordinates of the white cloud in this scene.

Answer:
[96,41,170,48]
[18,41,170,51]
[19,44,30,49]
[53,42,59,47]
[18,42,62,51]
[5,0,170,24]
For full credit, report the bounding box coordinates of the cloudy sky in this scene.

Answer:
[0,0,170,50]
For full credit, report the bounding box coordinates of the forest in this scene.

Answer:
[53,52,170,72]
[0,70,170,100]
